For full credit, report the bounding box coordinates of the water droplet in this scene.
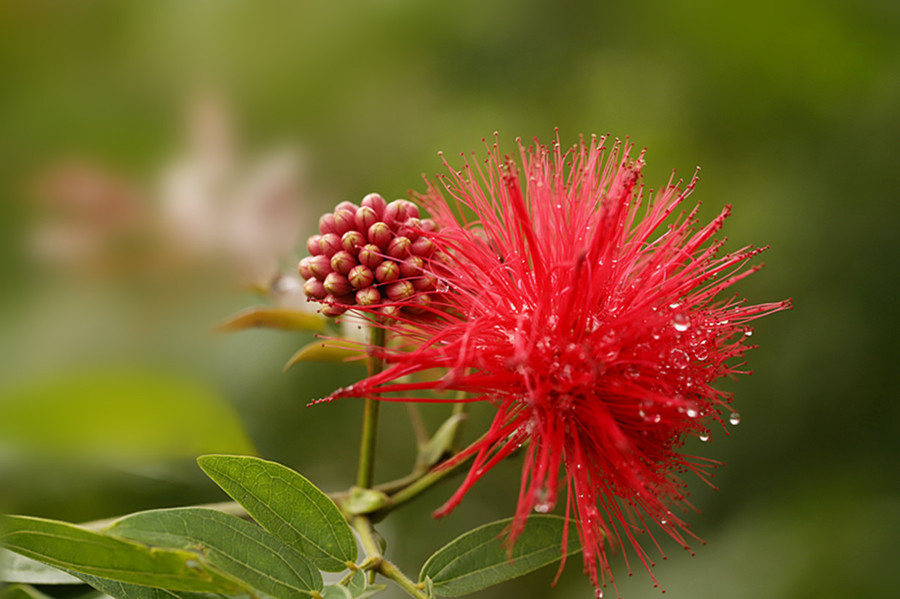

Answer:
[669,302,681,310]
[686,407,699,418]
[595,590,604,599]
[669,348,690,369]
[729,412,741,426]
[672,313,691,332]
[534,502,553,513]
[699,432,710,442]
[660,518,668,525]
[744,330,753,337]
[694,346,709,361]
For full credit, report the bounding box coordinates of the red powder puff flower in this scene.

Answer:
[319,133,790,595]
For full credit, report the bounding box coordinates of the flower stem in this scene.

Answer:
[357,326,386,489]
[353,515,429,599]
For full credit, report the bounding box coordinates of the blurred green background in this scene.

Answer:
[1,1,898,598]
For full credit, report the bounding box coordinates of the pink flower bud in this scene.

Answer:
[401,200,420,219]
[399,255,423,278]
[324,272,353,296]
[306,234,323,256]
[413,270,438,291]
[411,236,435,257]
[420,218,437,233]
[367,222,392,249]
[385,280,415,301]
[387,236,411,259]
[375,260,399,283]
[318,213,336,235]
[383,200,407,228]
[355,206,379,232]
[360,193,386,218]
[333,208,357,236]
[335,201,359,213]
[303,277,327,299]
[378,304,401,321]
[321,295,349,317]
[356,287,381,306]
[318,233,342,257]
[330,250,357,275]
[341,230,365,253]
[308,254,332,279]
[348,264,375,289]
[399,217,421,241]
[298,256,313,279]
[406,292,432,314]
[358,244,384,268]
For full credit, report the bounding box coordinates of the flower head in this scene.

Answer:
[298,193,440,317]
[319,134,790,593]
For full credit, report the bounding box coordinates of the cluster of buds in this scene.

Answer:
[298,193,440,318]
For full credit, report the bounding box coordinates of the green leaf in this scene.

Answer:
[419,515,581,597]
[0,584,55,599]
[342,569,385,598]
[215,306,326,333]
[416,414,466,468]
[341,487,390,517]
[107,507,323,598]
[283,341,365,371]
[321,585,352,599]
[0,371,254,461]
[0,516,242,594]
[197,455,356,571]
[0,548,82,584]
[72,572,231,599]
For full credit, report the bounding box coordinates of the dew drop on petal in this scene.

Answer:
[534,502,553,513]
[669,348,690,369]
[596,590,604,599]
[729,411,741,426]
[672,313,691,332]
[699,432,710,442]
[745,330,753,337]
[686,407,699,418]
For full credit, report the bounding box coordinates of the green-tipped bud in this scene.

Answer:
[330,250,357,275]
[375,260,399,283]
[297,256,313,279]
[333,208,357,235]
[360,192,387,218]
[321,295,349,317]
[348,264,375,289]
[318,213,336,235]
[399,255,424,278]
[318,233,342,257]
[356,286,381,306]
[303,278,327,299]
[307,254,332,279]
[387,236,412,259]
[367,221,392,249]
[385,280,415,302]
[355,205,379,232]
[341,230,366,253]
[358,243,384,268]
[306,234,323,256]
[324,272,352,297]
[411,236,435,257]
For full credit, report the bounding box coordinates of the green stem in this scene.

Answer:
[377,559,430,599]
[384,451,474,512]
[353,515,429,599]
[357,326,386,489]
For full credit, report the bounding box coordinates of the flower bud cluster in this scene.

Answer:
[298,193,440,317]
